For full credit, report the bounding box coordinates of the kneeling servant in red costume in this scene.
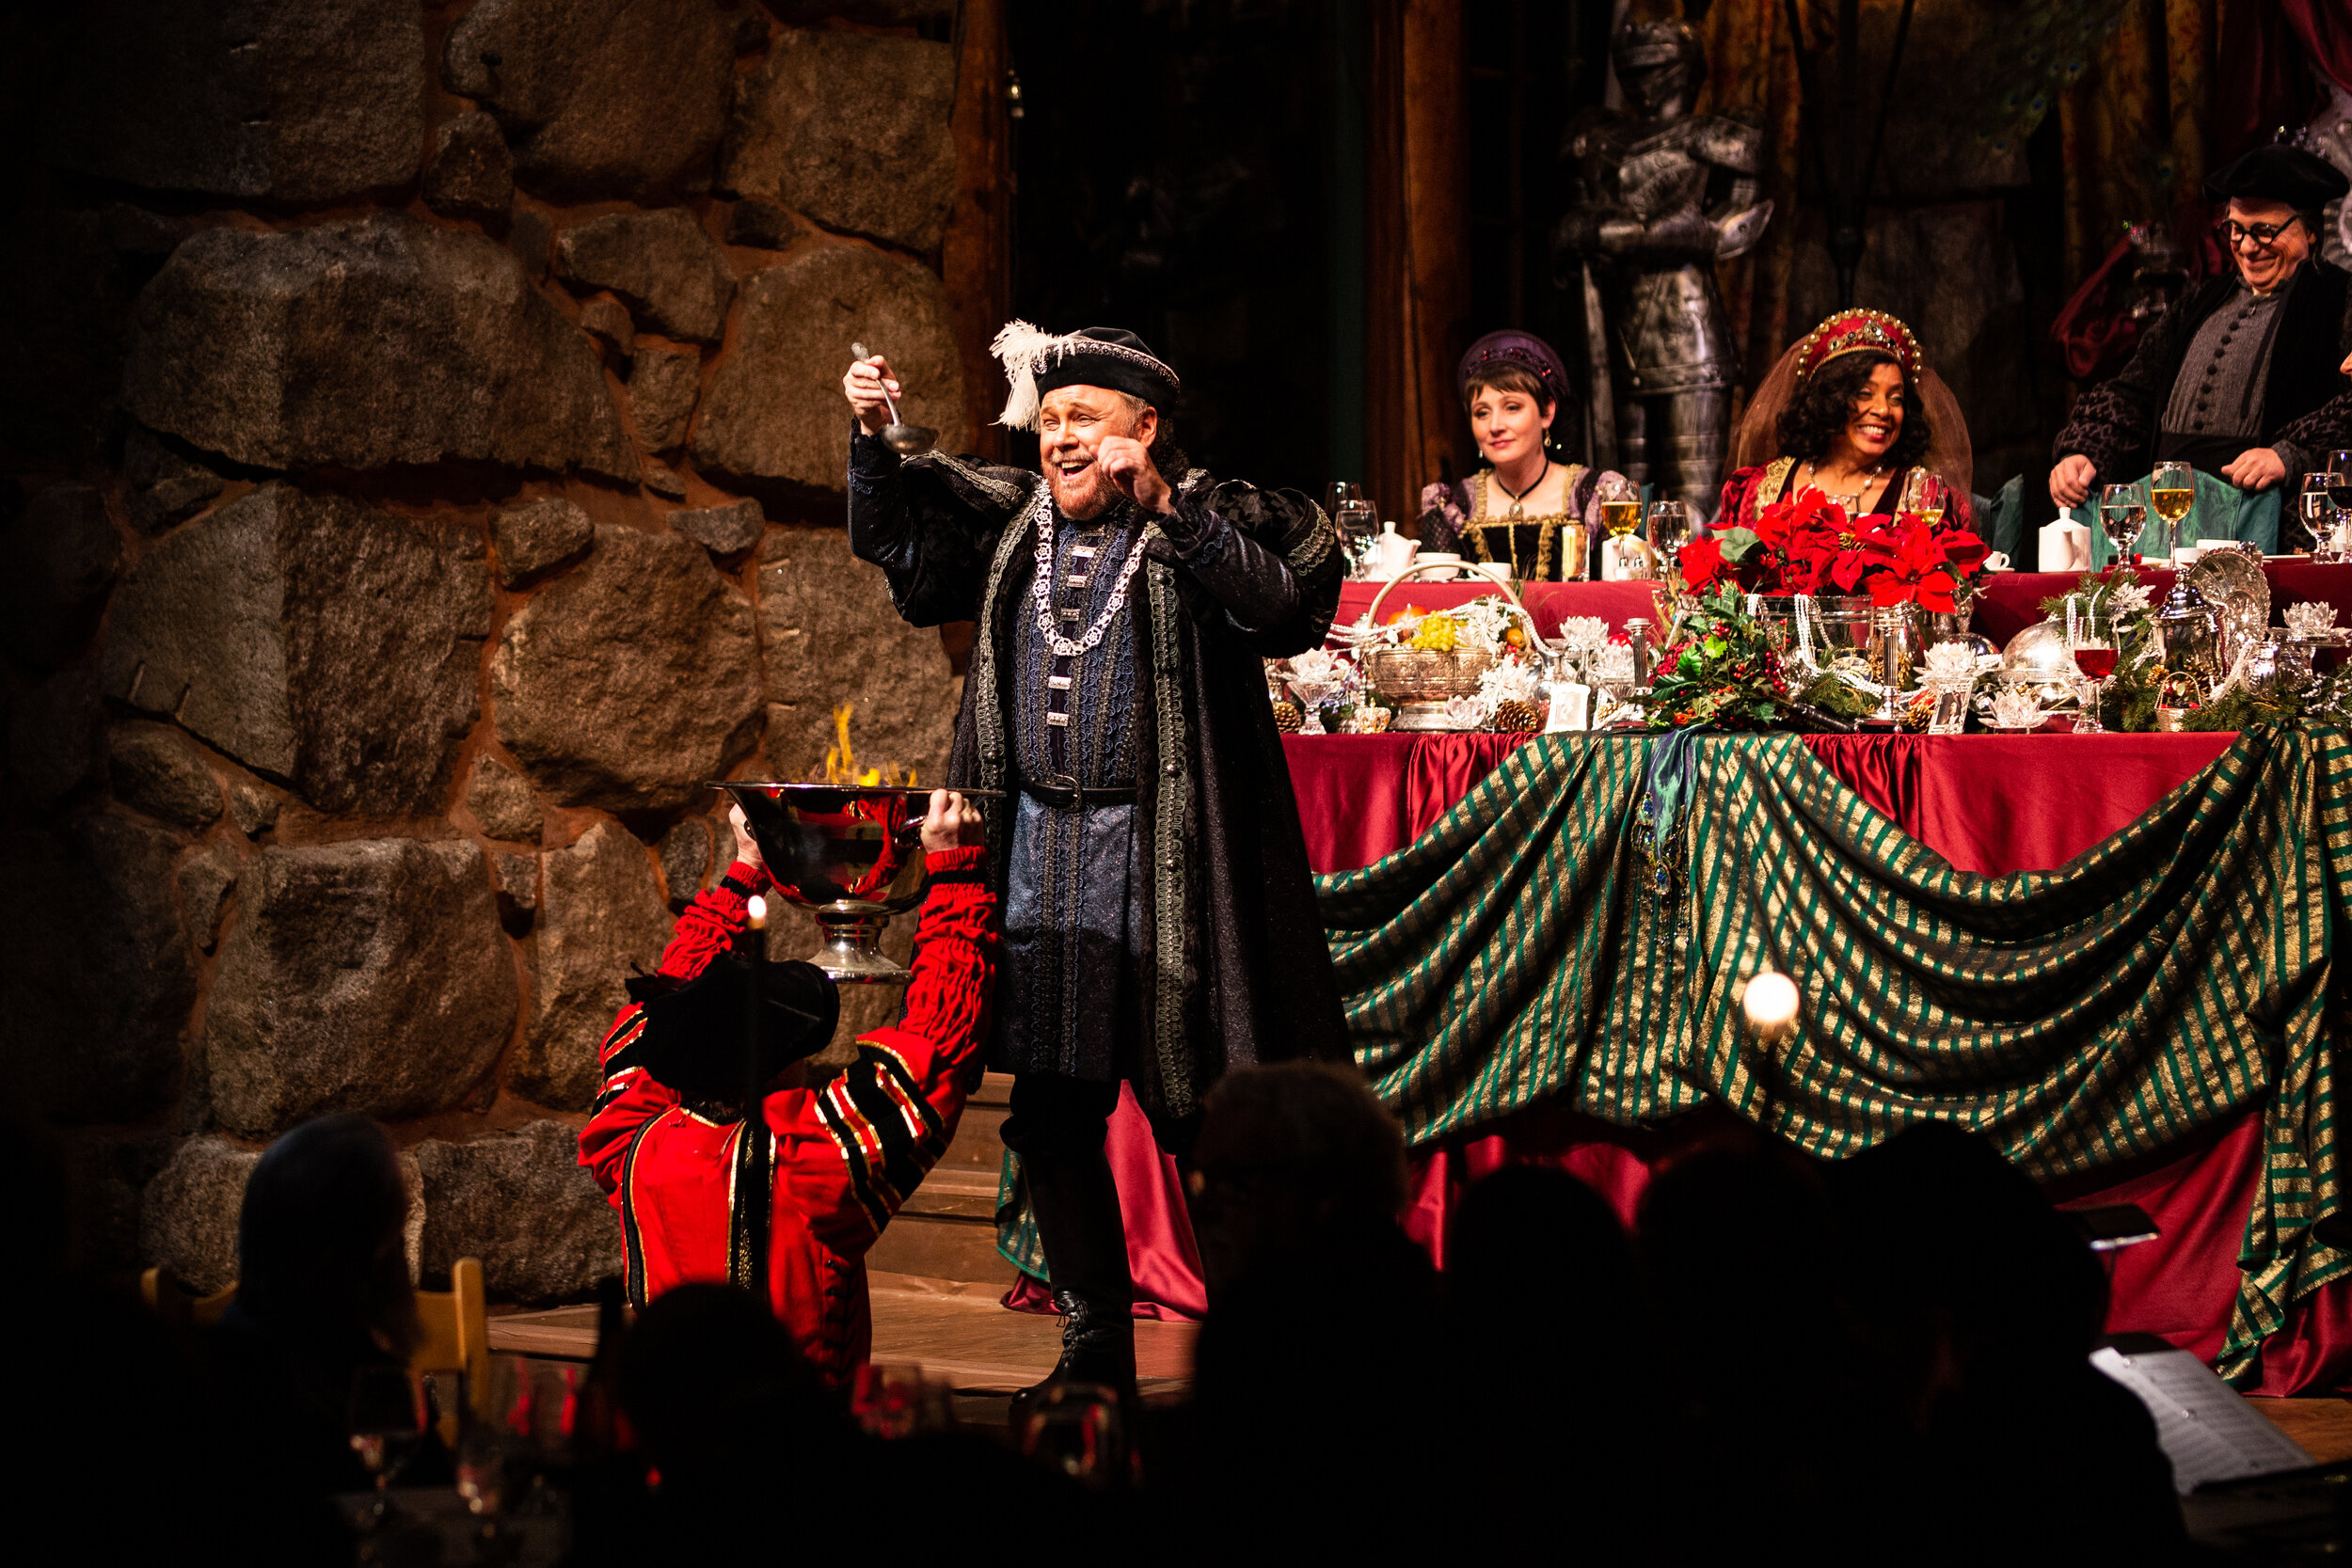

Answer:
[578,789,995,1385]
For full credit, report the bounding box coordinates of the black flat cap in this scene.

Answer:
[622,956,839,1098]
[2205,143,2351,208]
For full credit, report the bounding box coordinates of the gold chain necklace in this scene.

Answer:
[1469,470,1558,580]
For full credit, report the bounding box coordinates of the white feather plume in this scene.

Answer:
[990,318,1077,431]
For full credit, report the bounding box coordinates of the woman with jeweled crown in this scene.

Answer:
[1718,309,1975,529]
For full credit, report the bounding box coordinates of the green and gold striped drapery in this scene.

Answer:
[1318,727,2352,1385]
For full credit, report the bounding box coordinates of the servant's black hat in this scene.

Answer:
[2204,143,2351,209]
[623,955,839,1098]
[992,321,1183,430]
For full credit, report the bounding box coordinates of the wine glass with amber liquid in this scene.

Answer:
[1597,476,1642,579]
[1899,469,1948,526]
[2149,461,2194,560]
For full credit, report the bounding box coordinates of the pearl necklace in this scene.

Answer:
[1800,460,1887,513]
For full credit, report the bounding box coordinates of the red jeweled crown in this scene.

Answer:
[1793,309,1922,387]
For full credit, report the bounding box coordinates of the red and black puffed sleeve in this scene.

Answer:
[769,845,999,1254]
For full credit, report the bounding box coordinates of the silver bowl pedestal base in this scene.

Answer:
[809,905,909,984]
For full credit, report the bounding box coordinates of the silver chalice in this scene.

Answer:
[712,783,997,983]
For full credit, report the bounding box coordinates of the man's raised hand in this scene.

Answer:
[1097,435,1174,515]
[843,355,901,436]
[728,803,764,871]
[920,789,985,853]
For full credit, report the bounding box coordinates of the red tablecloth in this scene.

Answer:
[1334,559,2352,651]
[1051,729,2352,1393]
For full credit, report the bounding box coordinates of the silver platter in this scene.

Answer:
[2185,549,2269,665]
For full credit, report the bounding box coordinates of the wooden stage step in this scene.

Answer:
[487,1271,1196,1402]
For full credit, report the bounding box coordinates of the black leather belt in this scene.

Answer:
[1018,779,1140,810]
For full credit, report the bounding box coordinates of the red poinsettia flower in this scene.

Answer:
[1678,536,1728,591]
[1853,514,1959,611]
[1934,525,1990,574]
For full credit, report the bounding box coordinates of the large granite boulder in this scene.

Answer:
[141,1134,423,1291]
[416,1121,622,1300]
[41,0,423,204]
[100,484,489,815]
[720,29,957,253]
[491,525,761,811]
[553,211,734,344]
[205,839,519,1139]
[137,1137,259,1295]
[693,246,965,494]
[509,821,671,1108]
[122,215,637,481]
[443,0,737,203]
[1,816,197,1123]
[757,527,960,781]
[1,483,121,668]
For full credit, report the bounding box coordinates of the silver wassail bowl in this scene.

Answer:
[711,783,997,984]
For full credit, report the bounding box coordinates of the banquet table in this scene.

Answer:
[1014,726,2352,1395]
[1331,559,2352,649]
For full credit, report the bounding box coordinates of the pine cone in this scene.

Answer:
[1272,700,1304,733]
[1492,698,1542,734]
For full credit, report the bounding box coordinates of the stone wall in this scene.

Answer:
[2,0,970,1304]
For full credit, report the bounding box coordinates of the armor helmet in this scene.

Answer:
[1613,21,1703,118]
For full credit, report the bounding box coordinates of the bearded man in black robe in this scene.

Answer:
[842,325,1347,1402]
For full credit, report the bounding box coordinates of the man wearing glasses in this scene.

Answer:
[2051,144,2352,515]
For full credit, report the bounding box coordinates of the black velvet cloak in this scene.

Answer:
[847,437,1349,1131]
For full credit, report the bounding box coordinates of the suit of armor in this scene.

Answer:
[1555,22,1771,521]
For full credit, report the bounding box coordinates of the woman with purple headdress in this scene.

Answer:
[1418,330,1629,581]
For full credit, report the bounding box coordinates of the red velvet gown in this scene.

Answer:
[578,847,996,1385]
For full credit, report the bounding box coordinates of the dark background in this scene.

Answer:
[1004,0,2080,507]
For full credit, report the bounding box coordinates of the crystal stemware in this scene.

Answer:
[2068,623,2117,735]
[2099,481,2149,565]
[2150,461,2195,557]
[1899,469,1948,527]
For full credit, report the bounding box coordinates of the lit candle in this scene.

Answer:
[746,895,768,930]
[1741,969,1800,1040]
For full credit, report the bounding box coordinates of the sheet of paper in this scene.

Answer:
[2091,1344,2313,1494]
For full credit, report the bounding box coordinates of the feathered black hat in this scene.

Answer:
[623,955,839,1098]
[992,321,1183,430]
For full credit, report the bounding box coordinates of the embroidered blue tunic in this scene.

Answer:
[997,510,1147,1080]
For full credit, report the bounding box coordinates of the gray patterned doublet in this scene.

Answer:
[993,508,1146,1082]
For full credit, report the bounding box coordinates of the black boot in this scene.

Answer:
[1011,1147,1136,1417]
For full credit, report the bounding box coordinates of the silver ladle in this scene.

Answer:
[850,341,937,455]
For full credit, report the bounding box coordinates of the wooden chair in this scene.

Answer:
[414,1257,492,1445]
[143,1259,491,1445]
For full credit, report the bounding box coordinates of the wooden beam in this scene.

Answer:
[1365,0,1470,532]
